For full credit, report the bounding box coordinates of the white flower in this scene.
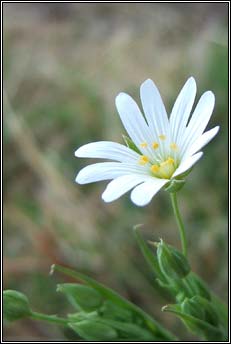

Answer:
[75,77,219,206]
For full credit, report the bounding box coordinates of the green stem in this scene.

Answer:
[30,311,69,325]
[170,192,187,257]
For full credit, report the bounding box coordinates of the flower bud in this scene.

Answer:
[157,239,190,280]
[187,274,211,300]
[182,295,219,326]
[3,290,32,322]
[195,295,218,326]
[69,320,118,341]
[57,283,103,312]
[181,297,204,320]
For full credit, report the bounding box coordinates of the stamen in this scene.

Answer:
[151,164,160,173]
[139,155,149,165]
[170,142,178,151]
[140,142,148,148]
[159,134,166,140]
[165,157,175,165]
[152,142,159,149]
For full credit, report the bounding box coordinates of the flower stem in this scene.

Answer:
[30,311,69,325]
[170,192,187,257]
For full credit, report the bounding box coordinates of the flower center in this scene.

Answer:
[137,138,179,179]
[151,157,176,179]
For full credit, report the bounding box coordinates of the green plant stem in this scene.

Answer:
[30,311,69,325]
[170,192,187,257]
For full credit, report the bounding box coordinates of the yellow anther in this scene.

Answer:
[151,164,160,173]
[170,142,178,151]
[140,142,148,148]
[152,142,159,149]
[139,155,149,165]
[159,134,166,140]
[166,157,175,164]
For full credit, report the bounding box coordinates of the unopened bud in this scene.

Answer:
[181,297,204,320]
[182,295,218,326]
[187,274,211,300]
[3,290,31,322]
[157,239,190,280]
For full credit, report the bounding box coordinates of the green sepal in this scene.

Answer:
[181,297,205,320]
[165,179,185,193]
[186,273,211,300]
[183,295,219,326]
[3,290,32,322]
[156,239,190,280]
[57,283,103,312]
[175,167,193,180]
[122,135,141,154]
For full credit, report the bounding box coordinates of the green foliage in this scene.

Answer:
[134,230,228,341]
[52,264,176,341]
[57,283,103,312]
[70,320,118,341]
[162,304,226,341]
[3,230,228,341]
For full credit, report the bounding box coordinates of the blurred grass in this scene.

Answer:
[3,3,228,341]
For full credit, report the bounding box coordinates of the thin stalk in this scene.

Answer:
[170,192,187,257]
[30,311,69,325]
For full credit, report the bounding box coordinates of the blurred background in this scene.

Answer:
[3,3,228,341]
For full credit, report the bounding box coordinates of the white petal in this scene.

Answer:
[75,141,140,162]
[185,126,219,156]
[170,77,197,144]
[76,162,148,184]
[102,174,153,203]
[172,152,203,178]
[140,79,169,137]
[115,92,154,157]
[181,91,215,154]
[130,178,168,207]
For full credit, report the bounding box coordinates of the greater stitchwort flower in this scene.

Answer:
[75,77,219,206]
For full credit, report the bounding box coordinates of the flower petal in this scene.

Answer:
[130,178,168,206]
[181,91,215,155]
[102,174,153,203]
[140,79,169,138]
[172,152,203,178]
[170,77,197,144]
[76,162,148,184]
[75,141,140,162]
[185,126,219,157]
[115,92,154,157]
